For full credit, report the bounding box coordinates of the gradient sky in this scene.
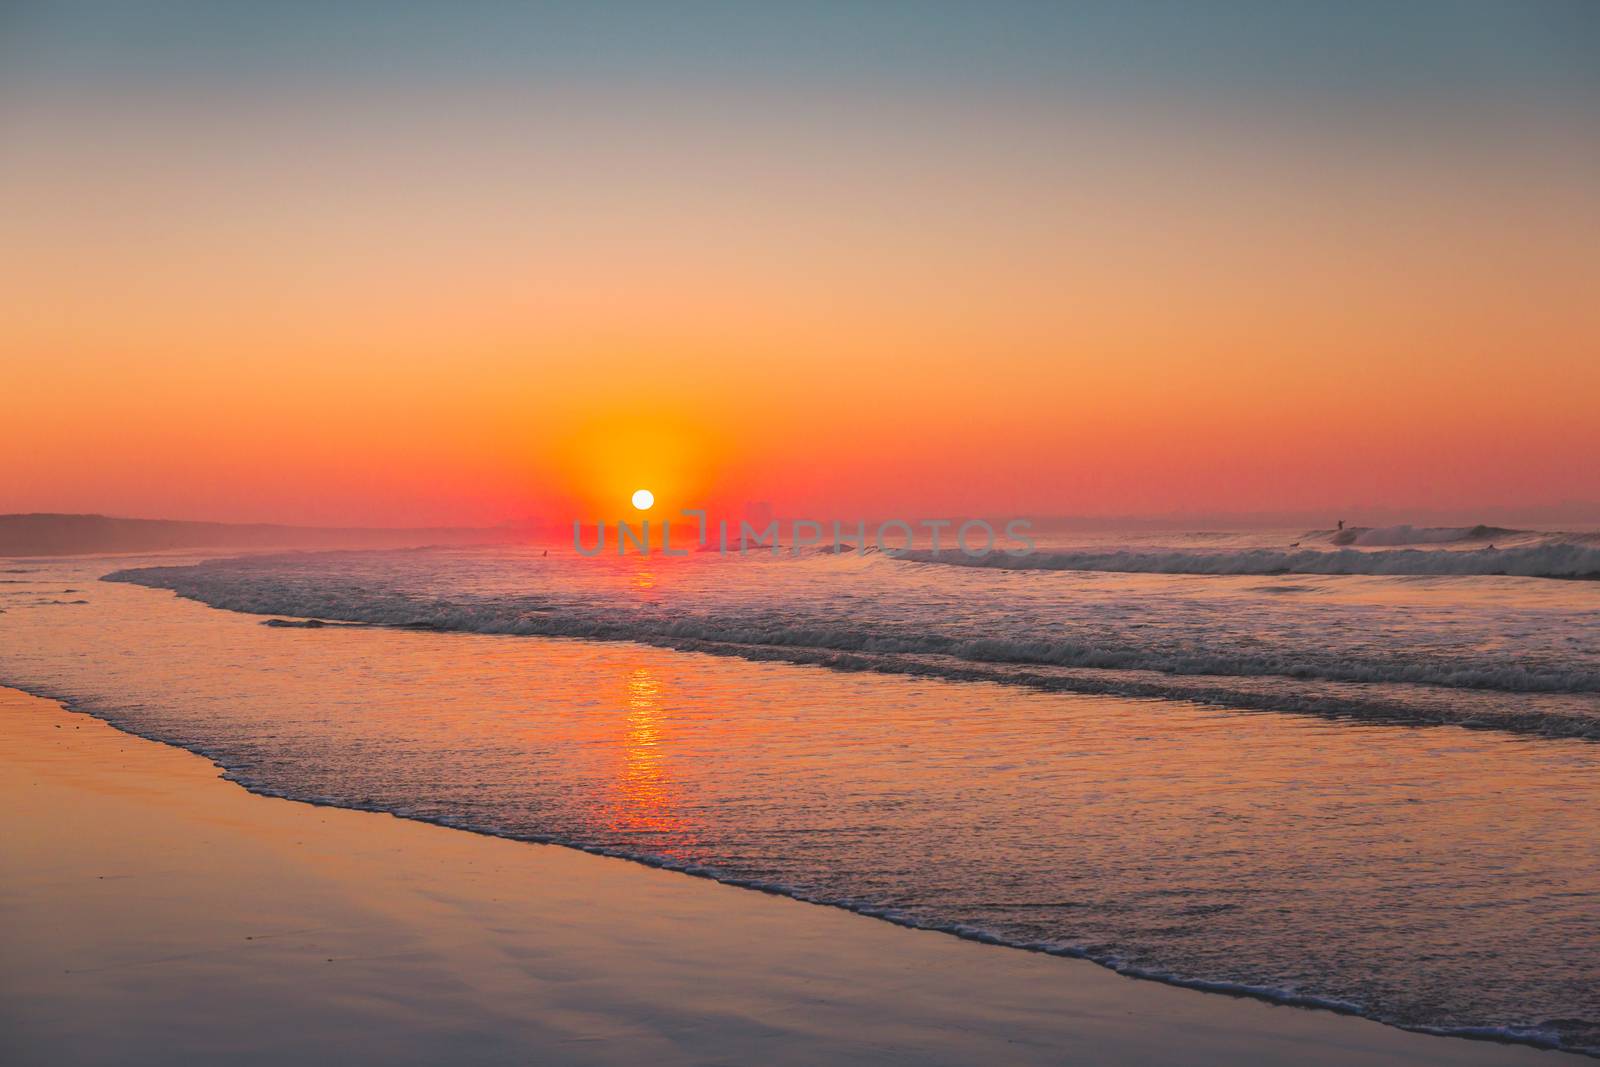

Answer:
[3,1,1597,525]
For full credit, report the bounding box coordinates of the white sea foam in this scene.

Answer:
[104,543,1600,739]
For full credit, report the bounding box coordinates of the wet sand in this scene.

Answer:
[0,687,1580,1066]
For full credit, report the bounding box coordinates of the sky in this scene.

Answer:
[3,1,1598,526]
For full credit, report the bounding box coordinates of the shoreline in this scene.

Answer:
[9,681,1568,1047]
[1,686,1584,1065]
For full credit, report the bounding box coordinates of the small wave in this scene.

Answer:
[1324,524,1523,547]
[899,542,1600,579]
[102,563,1600,740]
[261,618,365,629]
[3,677,1589,1058]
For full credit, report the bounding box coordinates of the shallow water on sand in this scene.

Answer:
[2,547,1598,1054]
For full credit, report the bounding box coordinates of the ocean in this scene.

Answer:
[2,524,1598,1054]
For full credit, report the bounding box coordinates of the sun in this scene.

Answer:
[631,488,655,511]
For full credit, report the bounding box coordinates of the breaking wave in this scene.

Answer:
[1326,523,1520,546]
[899,541,1600,578]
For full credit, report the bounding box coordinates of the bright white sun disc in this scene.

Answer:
[631,488,655,511]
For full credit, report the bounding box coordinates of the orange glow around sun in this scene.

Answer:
[1,64,1596,526]
[549,412,741,522]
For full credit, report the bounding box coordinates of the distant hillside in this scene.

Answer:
[0,514,515,557]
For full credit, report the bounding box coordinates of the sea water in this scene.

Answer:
[2,526,1597,1053]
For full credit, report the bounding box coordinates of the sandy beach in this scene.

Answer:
[0,686,1580,1067]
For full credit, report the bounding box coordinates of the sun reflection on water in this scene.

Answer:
[608,664,687,844]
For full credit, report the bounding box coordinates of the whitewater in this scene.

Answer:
[103,526,1600,739]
